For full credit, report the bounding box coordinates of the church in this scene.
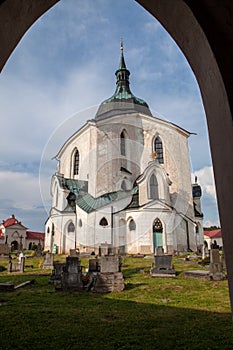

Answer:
[44,45,204,255]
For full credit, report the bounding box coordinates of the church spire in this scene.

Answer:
[119,39,126,69]
[95,41,152,119]
[115,41,131,96]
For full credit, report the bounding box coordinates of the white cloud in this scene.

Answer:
[0,171,42,208]
[204,219,220,228]
[0,61,111,166]
[0,170,49,231]
[144,20,161,34]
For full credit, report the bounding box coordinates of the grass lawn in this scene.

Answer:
[0,255,232,349]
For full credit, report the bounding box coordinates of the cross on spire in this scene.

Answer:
[120,38,124,51]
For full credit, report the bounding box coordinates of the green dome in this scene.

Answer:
[95,48,151,120]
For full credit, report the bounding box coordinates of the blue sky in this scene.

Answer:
[0,0,219,231]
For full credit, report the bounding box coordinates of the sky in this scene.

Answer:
[0,0,220,231]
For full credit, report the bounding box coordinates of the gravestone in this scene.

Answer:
[99,243,118,256]
[8,256,25,273]
[50,262,66,283]
[155,255,172,270]
[88,251,124,293]
[100,256,119,273]
[66,256,81,274]
[69,249,79,257]
[20,257,25,272]
[150,254,176,277]
[61,256,83,291]
[99,243,109,256]
[182,270,209,279]
[119,245,125,256]
[34,241,43,257]
[209,249,225,280]
[202,244,209,260]
[18,251,24,262]
[108,245,118,255]
[89,258,100,272]
[92,255,124,293]
[202,245,205,260]
[155,246,164,255]
[43,252,54,269]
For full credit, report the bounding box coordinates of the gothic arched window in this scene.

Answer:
[149,174,159,199]
[67,222,75,233]
[99,217,108,226]
[153,218,163,232]
[154,136,164,164]
[129,219,136,231]
[120,131,126,156]
[73,149,80,176]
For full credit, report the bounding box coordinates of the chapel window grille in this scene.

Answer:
[129,219,136,231]
[73,149,80,176]
[120,131,126,156]
[99,217,108,226]
[149,174,159,199]
[154,136,164,164]
[67,222,75,233]
[153,218,163,232]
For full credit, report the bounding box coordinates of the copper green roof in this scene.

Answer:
[76,188,137,213]
[95,47,151,119]
[57,175,138,213]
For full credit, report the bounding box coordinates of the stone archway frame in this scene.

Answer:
[0,0,232,314]
[0,0,60,72]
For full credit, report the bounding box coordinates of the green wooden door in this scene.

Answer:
[153,231,163,253]
[153,218,163,253]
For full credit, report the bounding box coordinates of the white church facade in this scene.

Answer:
[45,47,204,255]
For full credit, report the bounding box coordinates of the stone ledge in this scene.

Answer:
[182,270,209,279]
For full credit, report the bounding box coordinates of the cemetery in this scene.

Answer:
[0,247,232,349]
